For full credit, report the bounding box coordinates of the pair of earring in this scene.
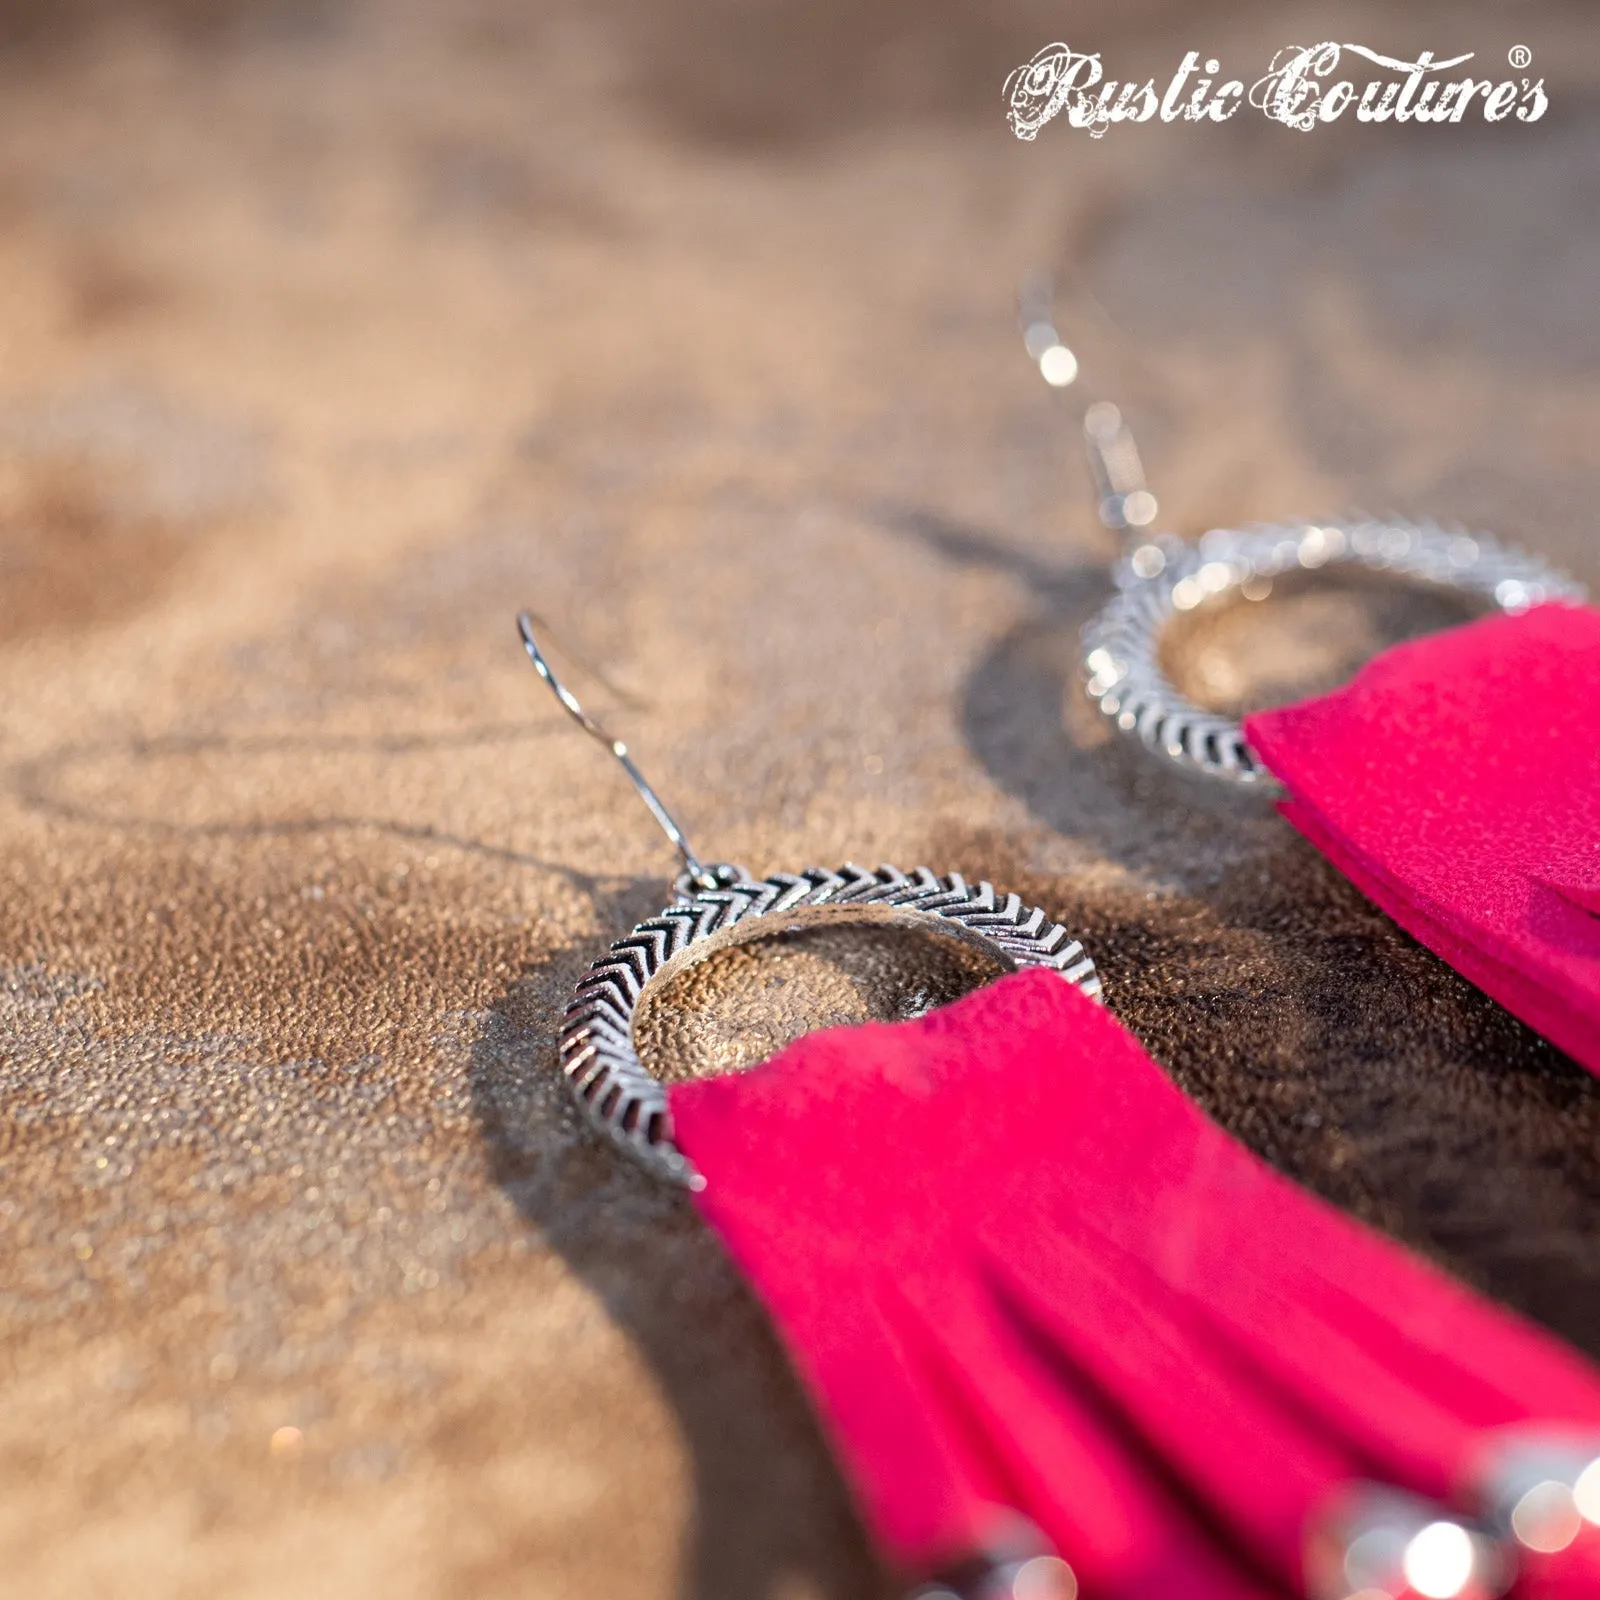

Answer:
[549,276,1584,1178]
[520,289,1593,1600]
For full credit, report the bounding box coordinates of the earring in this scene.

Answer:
[1014,279,1587,786]
[514,615,1600,1600]
[516,612,1101,1188]
[1018,280,1600,1082]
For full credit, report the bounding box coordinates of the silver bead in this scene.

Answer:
[1305,1483,1514,1600]
[1473,1428,1600,1556]
[906,1519,1078,1600]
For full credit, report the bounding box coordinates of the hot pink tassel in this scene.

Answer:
[1244,602,1600,1078]
[667,970,1600,1597]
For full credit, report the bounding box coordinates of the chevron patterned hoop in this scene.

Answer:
[559,862,1101,1185]
[1081,518,1586,785]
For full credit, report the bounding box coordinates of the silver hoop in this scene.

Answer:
[1080,518,1587,786]
[559,862,1101,1186]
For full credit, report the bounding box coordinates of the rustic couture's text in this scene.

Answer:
[1005,43,1548,139]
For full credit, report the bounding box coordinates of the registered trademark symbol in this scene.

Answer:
[1508,44,1532,70]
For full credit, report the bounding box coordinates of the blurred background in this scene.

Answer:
[0,2,1596,1597]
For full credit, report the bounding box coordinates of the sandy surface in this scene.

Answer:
[0,1,1597,1595]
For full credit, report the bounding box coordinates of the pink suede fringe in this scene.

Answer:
[669,970,1600,1595]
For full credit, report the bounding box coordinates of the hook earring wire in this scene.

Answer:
[1017,273,1160,542]
[1082,400,1159,538]
[516,611,718,891]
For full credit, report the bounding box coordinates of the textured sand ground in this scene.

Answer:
[0,2,1597,1595]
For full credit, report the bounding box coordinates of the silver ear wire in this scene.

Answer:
[1082,401,1158,535]
[1019,273,1160,539]
[516,611,718,891]
[1017,271,1080,390]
